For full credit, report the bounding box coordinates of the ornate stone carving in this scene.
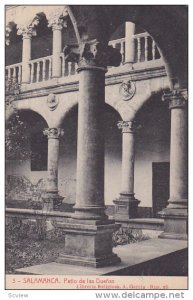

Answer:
[17,17,39,38]
[43,128,64,139]
[47,6,68,30]
[119,80,136,101]
[63,39,122,69]
[117,121,137,133]
[47,93,59,111]
[162,89,188,109]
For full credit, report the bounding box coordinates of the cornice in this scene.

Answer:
[16,65,166,100]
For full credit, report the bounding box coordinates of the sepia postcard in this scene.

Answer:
[4,4,188,295]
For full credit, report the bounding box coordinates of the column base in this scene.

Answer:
[56,219,121,268]
[158,208,188,240]
[113,194,140,221]
[42,192,64,211]
[73,205,108,220]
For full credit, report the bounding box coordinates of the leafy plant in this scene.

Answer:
[6,112,31,160]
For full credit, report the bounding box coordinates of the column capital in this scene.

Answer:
[63,39,122,70]
[47,7,68,30]
[117,121,137,133]
[43,128,64,139]
[162,89,188,109]
[17,18,39,38]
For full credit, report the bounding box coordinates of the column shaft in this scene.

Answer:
[56,39,122,267]
[169,108,187,206]
[159,90,188,240]
[52,28,62,78]
[22,35,32,83]
[74,67,106,219]
[43,128,64,210]
[121,131,135,194]
[47,137,59,192]
[114,121,140,220]
[125,22,135,64]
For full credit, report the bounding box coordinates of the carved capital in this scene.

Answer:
[162,89,188,109]
[63,40,122,69]
[47,7,68,30]
[117,121,137,133]
[43,128,64,139]
[17,17,39,38]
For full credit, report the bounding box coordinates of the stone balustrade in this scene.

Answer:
[109,38,126,64]
[5,34,162,87]
[134,32,161,63]
[29,56,52,83]
[5,62,22,84]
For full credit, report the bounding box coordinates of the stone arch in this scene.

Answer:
[106,97,137,122]
[69,5,187,88]
[6,101,48,127]
[57,95,126,127]
[6,108,49,195]
[6,5,187,89]
[104,6,187,89]
[105,99,122,120]
[30,12,52,60]
[57,96,78,128]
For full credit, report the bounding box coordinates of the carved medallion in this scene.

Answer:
[119,80,136,101]
[47,93,59,111]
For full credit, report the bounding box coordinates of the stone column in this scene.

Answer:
[42,128,64,211]
[125,22,136,65]
[51,22,63,78]
[73,66,106,221]
[114,121,140,221]
[56,40,122,267]
[47,10,66,78]
[17,27,34,83]
[159,89,188,240]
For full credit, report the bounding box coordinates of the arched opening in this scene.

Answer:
[31,12,52,60]
[59,105,78,205]
[104,104,122,206]
[58,103,122,209]
[109,21,161,65]
[5,22,22,66]
[106,6,187,87]
[134,92,170,217]
[6,110,48,208]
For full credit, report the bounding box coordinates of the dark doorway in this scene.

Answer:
[30,131,48,171]
[152,162,170,217]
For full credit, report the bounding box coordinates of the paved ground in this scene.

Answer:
[15,238,187,275]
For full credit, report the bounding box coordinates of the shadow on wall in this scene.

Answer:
[134,93,170,208]
[6,95,170,209]
[58,104,122,205]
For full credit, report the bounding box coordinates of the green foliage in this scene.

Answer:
[112,226,150,247]
[6,112,31,160]
[5,219,65,274]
